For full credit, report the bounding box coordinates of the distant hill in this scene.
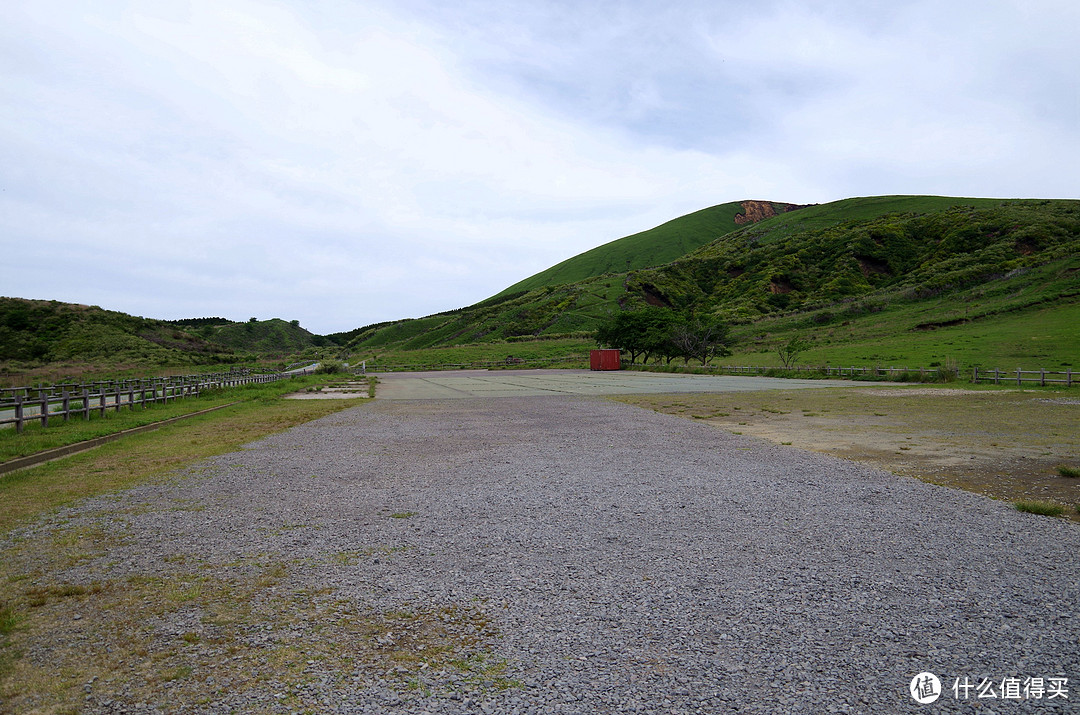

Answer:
[0,300,336,367]
[0,298,236,365]
[345,196,1080,354]
[177,317,333,355]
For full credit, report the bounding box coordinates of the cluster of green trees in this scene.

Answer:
[595,307,732,365]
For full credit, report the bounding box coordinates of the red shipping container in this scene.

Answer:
[590,349,621,371]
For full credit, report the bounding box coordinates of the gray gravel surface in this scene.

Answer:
[15,396,1079,713]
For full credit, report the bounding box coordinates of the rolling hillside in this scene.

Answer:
[170,317,333,355]
[5,194,1077,374]
[0,300,333,368]
[496,200,806,296]
[0,298,236,365]
[345,195,1080,368]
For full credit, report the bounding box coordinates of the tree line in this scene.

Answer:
[594,307,732,366]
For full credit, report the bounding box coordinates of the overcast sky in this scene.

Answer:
[2,1,1078,334]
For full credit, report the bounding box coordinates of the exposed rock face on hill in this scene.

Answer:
[733,200,808,225]
[734,200,778,224]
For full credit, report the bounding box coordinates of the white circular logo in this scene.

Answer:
[910,672,942,704]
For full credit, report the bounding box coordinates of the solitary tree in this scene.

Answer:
[670,313,732,365]
[777,336,810,369]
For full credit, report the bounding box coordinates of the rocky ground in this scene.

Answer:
[1,395,1077,713]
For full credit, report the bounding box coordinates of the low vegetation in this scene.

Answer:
[0,376,372,533]
[1014,500,1066,517]
[0,374,363,464]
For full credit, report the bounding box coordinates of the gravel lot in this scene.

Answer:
[7,395,1079,713]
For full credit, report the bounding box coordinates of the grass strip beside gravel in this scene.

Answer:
[0,375,355,463]
[0,382,371,535]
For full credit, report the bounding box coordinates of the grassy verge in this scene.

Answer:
[0,375,357,463]
[0,377,372,534]
[0,372,520,712]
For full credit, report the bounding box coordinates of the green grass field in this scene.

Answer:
[0,375,362,464]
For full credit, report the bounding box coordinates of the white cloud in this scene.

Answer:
[1,0,1077,334]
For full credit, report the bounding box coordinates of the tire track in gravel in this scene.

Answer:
[7,396,1078,714]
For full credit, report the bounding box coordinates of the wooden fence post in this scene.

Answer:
[62,389,70,422]
[40,393,49,428]
[14,394,23,434]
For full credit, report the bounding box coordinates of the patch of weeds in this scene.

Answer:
[1057,465,1080,478]
[1014,500,1066,517]
[25,582,107,608]
[255,562,288,588]
[162,664,193,681]
[0,602,21,679]
[449,652,521,691]
[168,498,207,513]
[165,576,205,604]
[389,512,418,519]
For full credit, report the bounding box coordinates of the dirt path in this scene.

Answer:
[615,386,1080,520]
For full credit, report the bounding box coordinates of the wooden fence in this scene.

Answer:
[971,367,1075,387]
[0,368,312,434]
[708,364,948,379]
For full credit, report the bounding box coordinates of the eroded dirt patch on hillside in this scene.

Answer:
[614,386,1080,521]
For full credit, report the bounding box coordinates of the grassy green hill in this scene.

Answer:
[496,200,805,296]
[0,298,237,367]
[346,195,1080,371]
[5,195,1078,378]
[0,301,337,377]
[173,318,331,356]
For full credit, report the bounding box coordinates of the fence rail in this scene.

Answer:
[971,367,1075,387]
[705,364,947,379]
[670,364,1076,386]
[0,368,313,433]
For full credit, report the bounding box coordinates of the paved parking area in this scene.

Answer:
[373,369,864,400]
